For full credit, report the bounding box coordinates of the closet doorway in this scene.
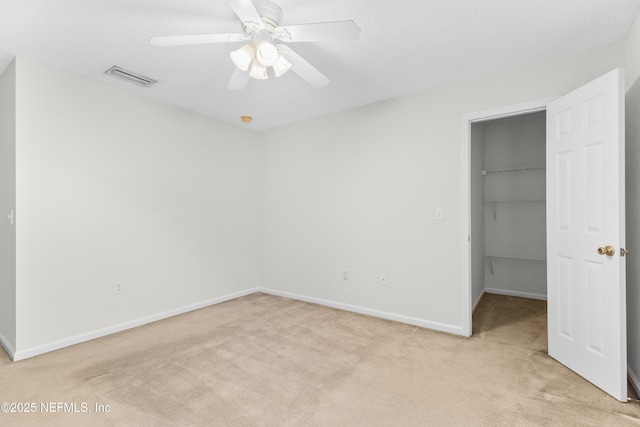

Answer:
[470,111,547,312]
[461,97,553,338]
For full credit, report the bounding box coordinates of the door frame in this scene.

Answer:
[460,97,557,336]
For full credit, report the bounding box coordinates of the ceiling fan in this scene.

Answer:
[149,0,361,91]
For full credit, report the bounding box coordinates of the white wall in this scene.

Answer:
[626,72,640,393]
[13,58,260,355]
[626,12,640,91]
[260,40,625,332]
[625,11,640,391]
[0,59,16,354]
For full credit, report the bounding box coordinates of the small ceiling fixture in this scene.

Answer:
[150,0,360,91]
[241,115,253,123]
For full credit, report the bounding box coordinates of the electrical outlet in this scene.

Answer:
[114,282,123,295]
[435,208,444,221]
[343,269,349,280]
[380,274,387,285]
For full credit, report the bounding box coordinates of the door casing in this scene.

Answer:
[460,97,557,336]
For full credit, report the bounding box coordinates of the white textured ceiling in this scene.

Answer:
[0,0,639,130]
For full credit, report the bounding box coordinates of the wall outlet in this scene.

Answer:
[343,269,349,280]
[435,208,444,221]
[380,274,387,285]
[114,282,123,295]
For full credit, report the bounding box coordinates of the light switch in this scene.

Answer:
[435,208,444,221]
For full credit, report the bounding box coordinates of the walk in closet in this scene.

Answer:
[470,111,547,308]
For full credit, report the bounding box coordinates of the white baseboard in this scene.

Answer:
[629,367,640,399]
[258,288,465,336]
[12,286,469,361]
[12,288,260,362]
[484,288,547,301]
[0,331,16,360]
[472,291,485,312]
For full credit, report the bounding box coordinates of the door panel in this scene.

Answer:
[585,142,604,232]
[586,261,604,356]
[547,68,626,401]
[556,152,572,230]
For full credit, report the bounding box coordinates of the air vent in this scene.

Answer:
[105,66,157,87]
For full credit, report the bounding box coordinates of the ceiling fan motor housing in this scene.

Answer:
[243,0,283,35]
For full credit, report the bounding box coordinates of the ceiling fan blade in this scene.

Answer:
[277,45,329,89]
[226,0,265,32]
[275,21,361,43]
[227,67,250,91]
[150,33,248,46]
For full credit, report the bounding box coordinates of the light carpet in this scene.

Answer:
[0,292,638,426]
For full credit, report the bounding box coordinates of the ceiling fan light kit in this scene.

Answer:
[231,39,292,78]
[256,40,278,66]
[229,43,256,71]
[249,58,268,79]
[272,54,292,77]
[150,0,360,90]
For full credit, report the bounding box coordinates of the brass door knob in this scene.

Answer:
[597,246,616,256]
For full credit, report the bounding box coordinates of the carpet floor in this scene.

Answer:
[0,292,639,426]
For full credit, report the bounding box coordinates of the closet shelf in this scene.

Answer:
[482,166,545,175]
[486,256,546,275]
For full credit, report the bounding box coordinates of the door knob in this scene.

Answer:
[597,246,616,256]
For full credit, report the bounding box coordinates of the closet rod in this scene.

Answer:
[482,166,545,175]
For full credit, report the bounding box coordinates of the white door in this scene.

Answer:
[546,68,627,401]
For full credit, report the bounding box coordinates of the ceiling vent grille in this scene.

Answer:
[105,66,157,87]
